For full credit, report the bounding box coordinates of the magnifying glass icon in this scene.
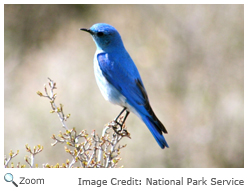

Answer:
[4,173,18,187]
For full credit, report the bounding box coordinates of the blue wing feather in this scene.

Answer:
[97,52,146,107]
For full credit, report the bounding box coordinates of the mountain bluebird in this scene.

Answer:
[80,23,169,149]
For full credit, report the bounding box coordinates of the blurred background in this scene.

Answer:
[4,4,243,168]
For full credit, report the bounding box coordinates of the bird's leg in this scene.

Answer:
[122,110,130,126]
[114,107,127,124]
[113,108,130,133]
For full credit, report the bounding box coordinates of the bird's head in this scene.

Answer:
[80,23,125,51]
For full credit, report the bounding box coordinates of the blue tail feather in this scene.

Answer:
[141,115,169,149]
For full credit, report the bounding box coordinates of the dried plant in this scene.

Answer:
[4,78,130,168]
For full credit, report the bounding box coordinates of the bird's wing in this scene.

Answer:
[97,52,148,111]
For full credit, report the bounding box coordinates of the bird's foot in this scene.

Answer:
[111,116,131,138]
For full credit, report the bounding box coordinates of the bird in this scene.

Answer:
[80,23,169,149]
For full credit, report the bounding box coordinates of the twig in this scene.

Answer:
[37,78,69,130]
[4,150,19,168]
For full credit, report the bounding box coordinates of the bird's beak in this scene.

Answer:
[80,28,94,35]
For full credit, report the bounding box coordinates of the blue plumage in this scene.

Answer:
[81,23,169,148]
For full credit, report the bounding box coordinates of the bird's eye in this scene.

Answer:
[96,32,104,37]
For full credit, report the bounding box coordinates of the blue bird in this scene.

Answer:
[80,23,169,149]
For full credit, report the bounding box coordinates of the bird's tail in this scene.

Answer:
[141,115,169,149]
